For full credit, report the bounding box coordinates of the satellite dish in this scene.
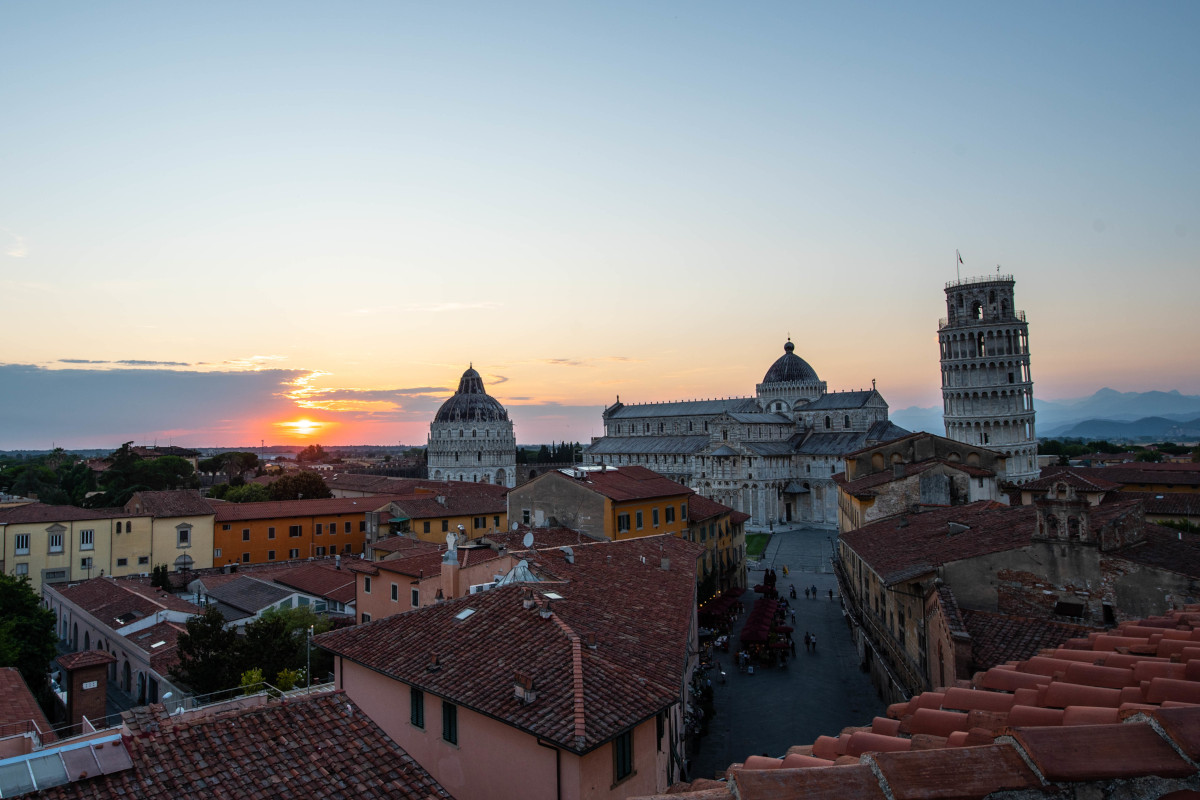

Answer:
[446,531,457,549]
[511,522,519,531]
[522,532,534,548]
[563,546,574,564]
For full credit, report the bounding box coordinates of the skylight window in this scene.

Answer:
[543,592,564,600]
[455,608,476,620]
[150,641,166,648]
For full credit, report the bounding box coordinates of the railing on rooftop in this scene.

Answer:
[945,274,1014,289]
[188,678,336,710]
[938,310,1026,330]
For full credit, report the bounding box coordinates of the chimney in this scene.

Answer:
[427,653,441,672]
[584,632,598,649]
[442,550,460,599]
[522,589,536,610]
[539,600,553,619]
[514,671,537,704]
[436,495,446,506]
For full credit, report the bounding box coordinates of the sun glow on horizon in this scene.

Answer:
[276,418,325,437]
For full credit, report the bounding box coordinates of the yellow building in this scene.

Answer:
[506,465,692,542]
[379,492,509,545]
[124,491,216,573]
[685,494,749,594]
[0,505,132,592]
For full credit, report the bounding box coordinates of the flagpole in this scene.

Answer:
[956,249,961,282]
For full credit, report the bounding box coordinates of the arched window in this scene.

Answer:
[472,429,477,437]
[844,415,851,429]
[824,416,831,429]
[115,522,122,533]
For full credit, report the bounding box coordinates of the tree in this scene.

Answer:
[170,607,241,695]
[225,483,270,503]
[1136,450,1164,463]
[296,444,328,463]
[268,472,332,501]
[0,574,58,701]
[239,606,333,688]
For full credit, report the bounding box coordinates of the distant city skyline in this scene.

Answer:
[2,3,1197,449]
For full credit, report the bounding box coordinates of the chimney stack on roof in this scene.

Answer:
[513,671,537,704]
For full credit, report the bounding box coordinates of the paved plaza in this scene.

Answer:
[689,524,885,780]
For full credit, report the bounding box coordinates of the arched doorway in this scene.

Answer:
[72,623,78,650]
[137,672,146,705]
[83,631,90,651]
[123,661,131,693]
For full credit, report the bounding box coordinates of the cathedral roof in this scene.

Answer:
[433,365,509,424]
[761,340,820,385]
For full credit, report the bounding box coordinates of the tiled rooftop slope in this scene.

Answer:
[637,607,1200,799]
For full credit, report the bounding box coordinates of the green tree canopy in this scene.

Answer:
[296,444,328,463]
[0,574,58,698]
[268,472,332,501]
[169,606,240,695]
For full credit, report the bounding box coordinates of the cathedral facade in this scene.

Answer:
[583,341,908,527]
[427,365,517,488]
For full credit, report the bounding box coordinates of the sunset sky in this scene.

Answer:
[2,2,1197,450]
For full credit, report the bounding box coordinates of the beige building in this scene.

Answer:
[0,505,134,592]
[124,490,216,573]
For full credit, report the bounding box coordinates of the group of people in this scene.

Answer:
[789,583,835,602]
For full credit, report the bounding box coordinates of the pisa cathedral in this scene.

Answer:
[427,365,517,488]
[583,341,909,527]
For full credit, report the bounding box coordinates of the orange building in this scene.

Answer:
[506,465,692,542]
[208,496,404,568]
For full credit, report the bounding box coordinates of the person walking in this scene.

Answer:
[804,587,810,600]
[811,584,817,598]
[811,633,817,652]
[828,588,834,601]
[804,632,811,652]
[791,610,796,624]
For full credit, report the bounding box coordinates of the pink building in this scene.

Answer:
[318,534,703,800]
[356,543,514,622]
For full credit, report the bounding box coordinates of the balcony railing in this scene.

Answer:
[945,274,1014,289]
[939,310,1026,330]
[833,560,927,697]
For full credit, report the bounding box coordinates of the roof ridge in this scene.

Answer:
[548,611,587,748]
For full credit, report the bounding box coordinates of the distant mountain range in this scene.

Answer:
[891,388,1200,442]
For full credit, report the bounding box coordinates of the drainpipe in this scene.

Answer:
[535,739,561,800]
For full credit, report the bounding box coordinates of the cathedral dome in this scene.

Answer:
[433,366,510,423]
[762,340,820,384]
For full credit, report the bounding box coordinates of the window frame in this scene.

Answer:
[80,529,95,551]
[410,687,425,729]
[613,729,634,783]
[617,513,630,533]
[14,533,30,555]
[442,701,458,745]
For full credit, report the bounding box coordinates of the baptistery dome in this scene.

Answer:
[762,340,820,384]
[433,367,510,423]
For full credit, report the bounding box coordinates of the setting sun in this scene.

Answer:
[277,418,323,437]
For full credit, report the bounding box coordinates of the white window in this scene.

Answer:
[15,563,28,576]
[15,534,30,555]
[48,533,64,554]
[80,530,95,551]
[80,557,93,571]
[178,527,191,547]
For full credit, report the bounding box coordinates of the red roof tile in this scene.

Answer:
[1013,721,1194,781]
[872,743,1041,799]
[549,466,693,503]
[960,609,1095,670]
[317,534,703,753]
[0,667,55,741]
[51,576,200,622]
[38,691,451,800]
[0,504,129,523]
[687,494,738,523]
[125,490,214,516]
[57,650,116,670]
[207,495,403,521]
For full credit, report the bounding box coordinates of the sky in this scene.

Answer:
[1,2,1197,450]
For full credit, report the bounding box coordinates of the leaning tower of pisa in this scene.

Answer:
[938,274,1039,484]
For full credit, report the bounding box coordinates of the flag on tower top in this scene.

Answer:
[957,249,963,264]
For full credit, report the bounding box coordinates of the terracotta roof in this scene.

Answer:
[51,576,200,624]
[387,492,507,519]
[960,609,1095,670]
[0,504,129,524]
[0,667,55,742]
[1124,491,1200,516]
[125,490,214,517]
[207,495,400,521]
[118,620,188,673]
[651,607,1200,799]
[840,502,1035,585]
[1113,525,1200,577]
[318,534,703,754]
[1046,464,1200,489]
[57,650,116,670]
[688,494,737,523]
[371,536,445,555]
[38,691,452,800]
[205,576,294,613]
[483,527,603,550]
[327,473,510,497]
[371,547,507,580]
[1022,467,1124,493]
[552,465,693,503]
[268,562,360,605]
[834,459,995,498]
